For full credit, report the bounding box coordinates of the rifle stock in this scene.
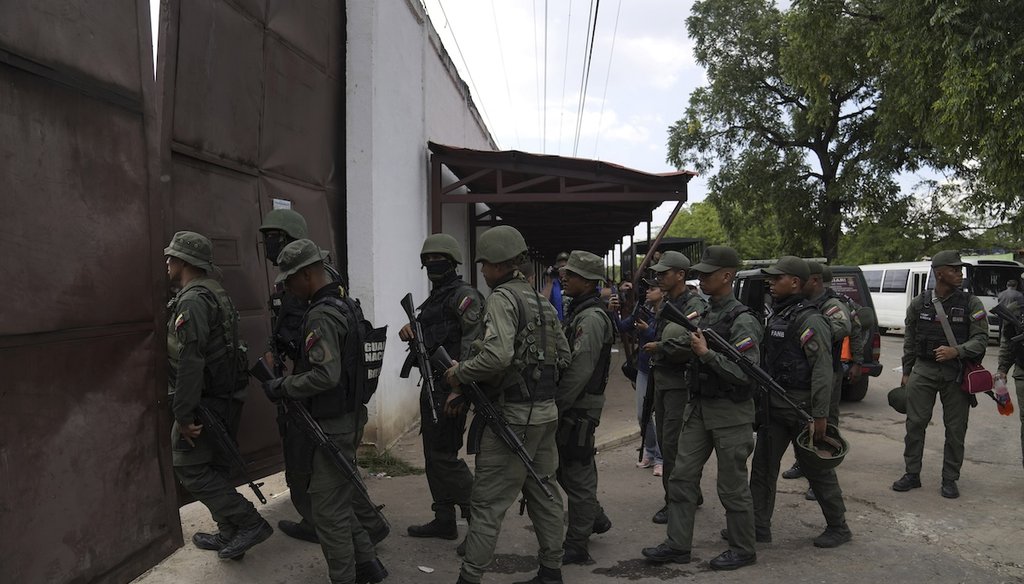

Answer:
[659,301,813,423]
[401,293,440,424]
[430,346,555,501]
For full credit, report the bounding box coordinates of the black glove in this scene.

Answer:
[263,378,286,403]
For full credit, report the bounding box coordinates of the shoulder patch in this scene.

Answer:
[174,311,188,330]
[458,296,475,314]
[971,309,986,321]
[686,311,700,321]
[305,329,321,352]
[735,337,754,352]
[799,327,815,345]
[825,305,841,317]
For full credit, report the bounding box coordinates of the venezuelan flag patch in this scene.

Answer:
[971,309,986,321]
[799,328,815,345]
[305,329,321,352]
[735,337,754,352]
[458,296,475,314]
[825,305,841,317]
[174,312,186,330]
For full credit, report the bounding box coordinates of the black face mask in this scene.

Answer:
[264,232,289,265]
[423,259,455,282]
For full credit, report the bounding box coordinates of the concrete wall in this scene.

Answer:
[346,0,495,449]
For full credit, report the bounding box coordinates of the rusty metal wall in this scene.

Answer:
[0,1,178,583]
[158,0,347,481]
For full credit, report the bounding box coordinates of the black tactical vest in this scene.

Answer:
[563,293,614,397]
[417,276,476,359]
[763,298,817,393]
[915,291,971,360]
[691,304,755,402]
[298,287,362,419]
[270,261,345,367]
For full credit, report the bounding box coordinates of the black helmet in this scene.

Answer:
[795,423,849,472]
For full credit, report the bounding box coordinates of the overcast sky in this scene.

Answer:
[420,0,706,246]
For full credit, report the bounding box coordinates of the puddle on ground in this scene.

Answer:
[593,558,705,580]
[488,553,538,574]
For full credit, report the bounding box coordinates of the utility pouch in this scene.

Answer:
[556,411,597,463]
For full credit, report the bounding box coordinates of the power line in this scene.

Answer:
[434,1,499,145]
[572,0,600,157]
[593,0,622,158]
[533,0,542,151]
[491,0,520,148]
[557,0,574,154]
[543,0,549,152]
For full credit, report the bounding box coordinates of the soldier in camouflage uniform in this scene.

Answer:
[892,250,988,499]
[164,231,272,560]
[263,239,387,584]
[644,251,708,524]
[995,272,1024,468]
[259,208,389,546]
[443,225,570,584]
[642,246,759,570]
[555,250,615,565]
[401,234,482,542]
[749,256,852,548]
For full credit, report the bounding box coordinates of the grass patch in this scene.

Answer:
[358,448,424,477]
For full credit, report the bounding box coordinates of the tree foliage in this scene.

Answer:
[668,0,910,261]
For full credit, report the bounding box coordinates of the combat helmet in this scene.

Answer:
[795,424,849,472]
[475,225,528,264]
[259,209,309,240]
[421,233,464,264]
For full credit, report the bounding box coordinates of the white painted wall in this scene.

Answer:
[346,0,496,449]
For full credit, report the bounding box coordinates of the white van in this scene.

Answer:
[859,258,1023,338]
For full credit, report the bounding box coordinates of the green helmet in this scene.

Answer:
[475,225,528,264]
[421,233,463,264]
[260,209,309,239]
[795,424,849,472]
[887,385,908,414]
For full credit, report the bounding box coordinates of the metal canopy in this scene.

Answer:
[428,142,695,261]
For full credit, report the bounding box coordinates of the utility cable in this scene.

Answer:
[557,0,574,154]
[572,0,600,157]
[593,0,622,158]
[435,0,499,146]
[491,0,520,148]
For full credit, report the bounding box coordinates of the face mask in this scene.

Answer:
[424,259,454,282]
[264,232,288,265]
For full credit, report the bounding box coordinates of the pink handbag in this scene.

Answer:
[960,361,994,394]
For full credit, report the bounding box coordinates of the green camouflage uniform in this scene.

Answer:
[452,273,570,583]
[168,277,264,540]
[901,291,988,481]
[665,294,760,556]
[280,283,375,584]
[555,289,614,555]
[650,290,708,495]
[812,292,853,426]
[996,302,1024,467]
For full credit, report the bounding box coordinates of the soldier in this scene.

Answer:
[164,231,272,560]
[643,250,708,524]
[400,234,481,543]
[995,271,1024,468]
[641,246,759,569]
[259,209,389,546]
[556,250,615,565]
[748,256,852,548]
[442,225,570,584]
[781,262,854,499]
[263,239,387,584]
[892,250,988,499]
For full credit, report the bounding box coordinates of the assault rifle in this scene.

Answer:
[990,303,1024,344]
[195,404,267,504]
[399,293,440,424]
[660,301,813,423]
[250,360,389,528]
[430,346,555,501]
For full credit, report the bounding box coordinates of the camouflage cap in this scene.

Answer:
[761,255,810,281]
[164,231,215,273]
[275,239,328,284]
[690,245,741,274]
[931,250,964,268]
[260,209,309,240]
[649,250,691,273]
[564,250,605,282]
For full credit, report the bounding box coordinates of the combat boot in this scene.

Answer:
[278,519,319,543]
[709,549,756,571]
[191,532,229,551]
[217,519,273,559]
[591,511,612,535]
[812,523,852,548]
[562,543,593,565]
[651,506,668,524]
[641,543,691,564]
[512,565,563,584]
[408,517,458,540]
[940,479,960,499]
[782,462,803,479]
[891,473,921,492]
[355,558,388,584]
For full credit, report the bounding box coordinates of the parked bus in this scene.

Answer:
[859,258,1024,338]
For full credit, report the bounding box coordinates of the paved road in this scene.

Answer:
[134,335,1024,583]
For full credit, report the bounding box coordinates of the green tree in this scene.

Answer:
[667,0,911,260]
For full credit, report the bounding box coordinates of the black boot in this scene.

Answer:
[278,519,319,543]
[892,473,921,492]
[562,543,594,565]
[813,523,852,548]
[782,462,803,479]
[407,517,458,540]
[191,531,229,551]
[355,558,388,584]
[709,549,756,570]
[217,519,273,559]
[641,543,691,564]
[651,506,668,524]
[591,512,612,535]
[513,565,563,584]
